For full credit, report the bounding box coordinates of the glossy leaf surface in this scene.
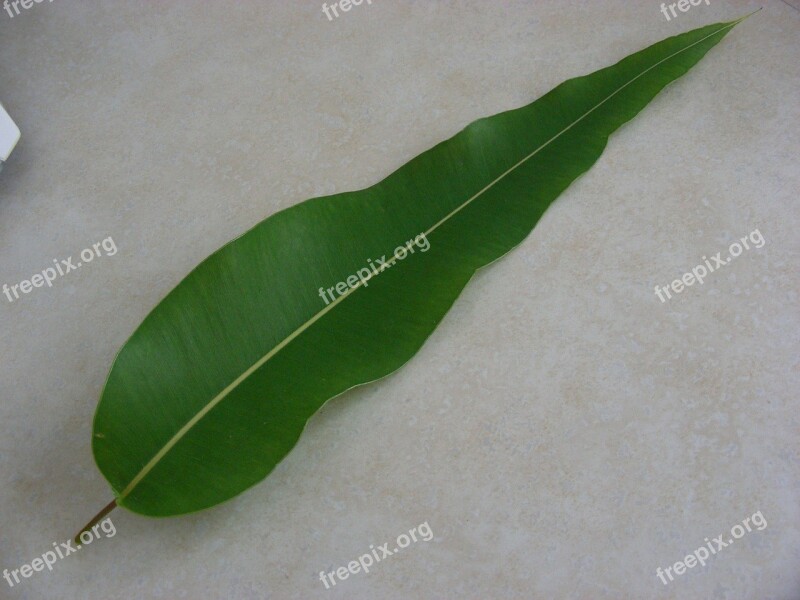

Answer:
[92,19,745,516]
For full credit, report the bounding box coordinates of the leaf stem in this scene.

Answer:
[74,499,117,545]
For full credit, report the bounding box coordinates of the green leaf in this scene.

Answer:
[91,17,749,517]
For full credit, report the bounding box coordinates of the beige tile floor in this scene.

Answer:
[0,1,798,598]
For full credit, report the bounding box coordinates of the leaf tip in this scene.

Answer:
[734,7,763,25]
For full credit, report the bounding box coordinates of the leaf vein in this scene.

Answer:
[119,19,740,501]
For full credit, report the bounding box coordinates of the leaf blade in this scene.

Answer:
[92,18,745,516]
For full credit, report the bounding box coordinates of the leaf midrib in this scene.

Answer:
[118,20,740,501]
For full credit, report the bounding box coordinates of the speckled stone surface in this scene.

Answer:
[0,1,798,599]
